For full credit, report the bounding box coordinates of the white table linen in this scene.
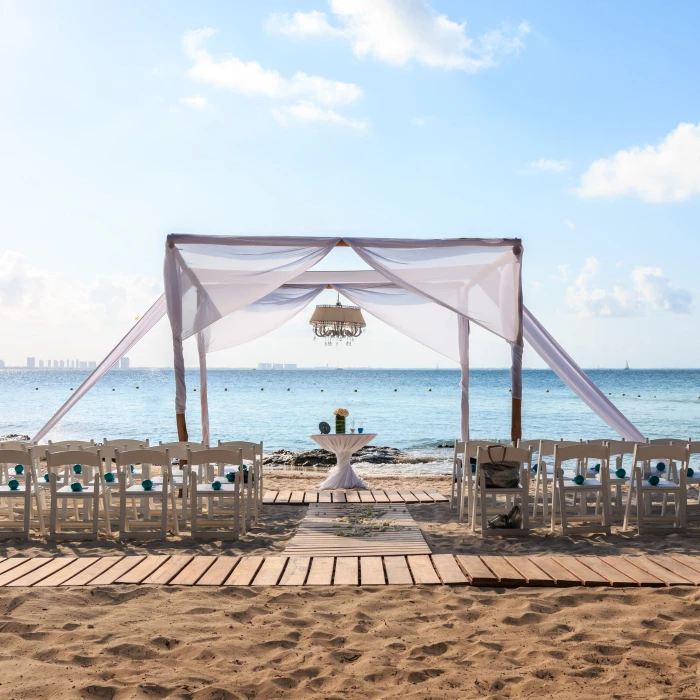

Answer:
[311,433,377,489]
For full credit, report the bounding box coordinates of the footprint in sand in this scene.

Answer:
[106,643,159,660]
[407,669,444,683]
[79,685,117,700]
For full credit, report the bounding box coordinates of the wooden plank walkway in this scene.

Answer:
[263,489,449,505]
[1,553,700,587]
[283,503,432,557]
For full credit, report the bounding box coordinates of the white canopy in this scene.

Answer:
[32,235,644,445]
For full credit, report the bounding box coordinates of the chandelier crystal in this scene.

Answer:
[310,295,366,346]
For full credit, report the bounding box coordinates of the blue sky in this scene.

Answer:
[1,0,699,369]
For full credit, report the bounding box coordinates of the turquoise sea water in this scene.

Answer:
[1,369,699,474]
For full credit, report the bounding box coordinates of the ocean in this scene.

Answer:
[1,368,699,474]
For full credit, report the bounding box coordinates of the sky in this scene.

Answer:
[1,0,700,370]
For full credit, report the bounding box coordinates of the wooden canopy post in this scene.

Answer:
[511,398,521,444]
[177,412,189,442]
[511,242,524,445]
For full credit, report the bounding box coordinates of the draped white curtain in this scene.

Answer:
[523,307,644,442]
[32,294,168,442]
[345,237,522,343]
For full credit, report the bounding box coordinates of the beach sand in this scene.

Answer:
[2,474,700,698]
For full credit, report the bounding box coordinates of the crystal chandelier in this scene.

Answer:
[310,295,366,346]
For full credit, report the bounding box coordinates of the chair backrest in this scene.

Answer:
[0,449,36,469]
[517,439,540,451]
[103,438,150,449]
[217,441,262,461]
[187,448,243,469]
[646,438,682,446]
[476,445,532,469]
[554,444,609,465]
[538,440,580,460]
[154,441,207,461]
[48,440,95,449]
[46,449,102,469]
[115,448,172,469]
[633,443,689,467]
[0,441,35,450]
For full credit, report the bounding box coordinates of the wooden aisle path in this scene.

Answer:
[263,489,449,505]
[283,503,432,557]
[1,553,700,587]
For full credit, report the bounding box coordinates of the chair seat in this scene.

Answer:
[0,485,27,494]
[561,478,603,489]
[194,483,239,494]
[124,485,163,495]
[639,481,680,490]
[56,485,96,496]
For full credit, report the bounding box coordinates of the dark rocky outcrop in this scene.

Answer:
[263,445,429,467]
[0,434,30,442]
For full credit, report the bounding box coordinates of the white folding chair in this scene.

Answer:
[0,449,41,539]
[532,439,581,519]
[551,444,611,535]
[450,439,494,511]
[471,445,532,537]
[48,450,109,540]
[623,444,688,535]
[218,440,263,523]
[188,448,246,539]
[685,442,700,508]
[604,440,637,519]
[154,441,207,525]
[116,449,179,540]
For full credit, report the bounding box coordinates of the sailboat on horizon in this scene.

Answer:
[624,361,630,370]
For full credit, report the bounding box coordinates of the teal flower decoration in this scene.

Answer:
[73,464,82,474]
[8,479,19,490]
[615,468,626,479]
[142,479,153,491]
[212,480,222,491]
[573,474,585,485]
[14,465,23,475]
[648,474,660,486]
[104,472,115,483]
[44,473,50,482]
[687,467,695,478]
[70,482,82,492]
[226,472,235,482]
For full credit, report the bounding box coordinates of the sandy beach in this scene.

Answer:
[2,580,700,699]
[0,474,699,699]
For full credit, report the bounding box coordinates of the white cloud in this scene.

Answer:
[565,257,692,317]
[616,260,624,269]
[180,95,209,110]
[265,10,343,38]
[183,27,362,107]
[529,158,572,173]
[563,218,575,231]
[265,1,530,72]
[273,101,367,130]
[411,116,427,127]
[577,122,700,202]
[549,264,570,282]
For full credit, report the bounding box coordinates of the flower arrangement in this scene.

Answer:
[333,407,349,433]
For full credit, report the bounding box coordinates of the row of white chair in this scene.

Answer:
[451,439,698,537]
[0,440,264,541]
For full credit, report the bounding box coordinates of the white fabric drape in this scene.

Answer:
[523,306,644,442]
[196,331,210,446]
[311,433,376,489]
[458,316,470,441]
[31,294,167,442]
[196,285,325,442]
[203,285,325,353]
[346,237,522,343]
[165,236,338,416]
